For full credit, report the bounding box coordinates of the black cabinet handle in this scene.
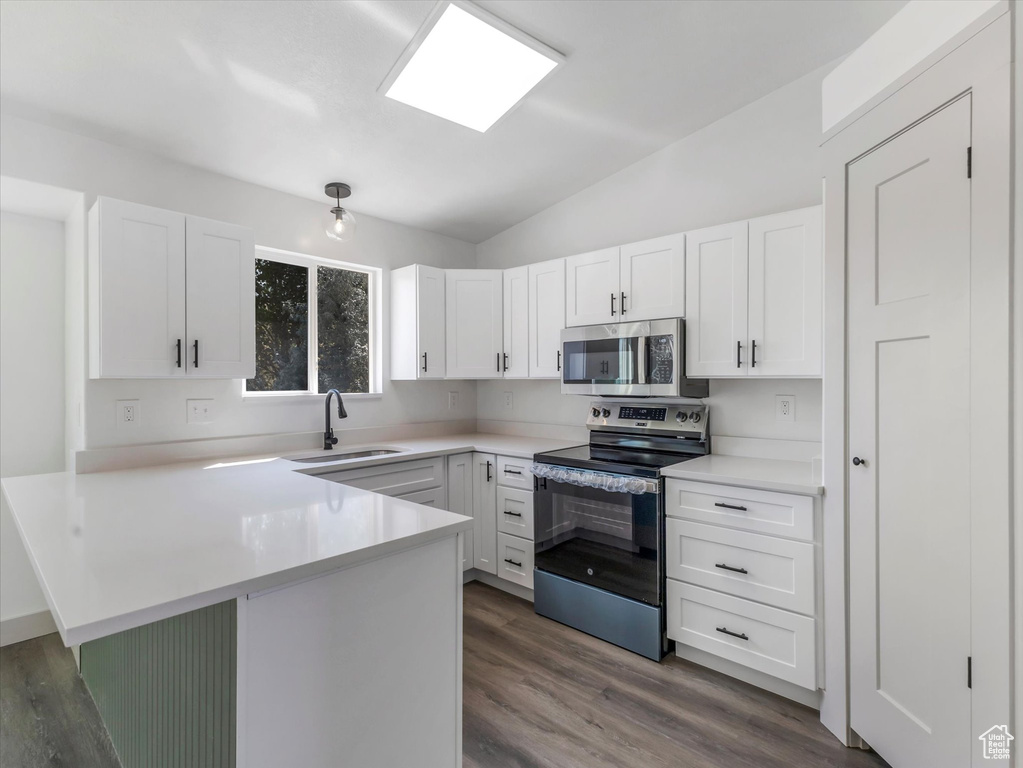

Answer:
[557,350,561,372]
[486,461,492,482]
[504,558,522,568]
[714,502,748,511]
[503,352,508,372]
[852,457,867,466]
[505,469,522,475]
[736,340,742,368]
[610,292,616,316]
[422,352,427,372]
[716,626,748,641]
[503,510,523,517]
[193,339,199,368]
[620,292,626,315]
[176,339,182,368]
[751,339,757,368]
[715,563,748,574]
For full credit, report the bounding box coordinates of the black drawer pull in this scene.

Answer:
[714,502,748,511]
[503,510,523,517]
[504,558,522,568]
[716,626,748,641]
[505,469,522,475]
[715,563,748,574]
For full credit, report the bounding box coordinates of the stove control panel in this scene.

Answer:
[586,401,708,437]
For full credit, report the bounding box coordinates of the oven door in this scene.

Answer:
[534,469,662,606]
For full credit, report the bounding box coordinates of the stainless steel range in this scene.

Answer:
[531,400,709,660]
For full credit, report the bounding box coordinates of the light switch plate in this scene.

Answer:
[776,395,796,423]
[116,399,140,428]
[503,391,513,409]
[187,399,215,424]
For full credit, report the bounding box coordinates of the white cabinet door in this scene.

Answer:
[685,221,749,377]
[446,270,503,378]
[502,266,529,378]
[565,248,620,327]
[185,215,255,378]
[89,197,186,378]
[446,453,475,572]
[747,207,822,377]
[472,453,497,574]
[527,259,565,378]
[619,233,686,321]
[390,264,446,380]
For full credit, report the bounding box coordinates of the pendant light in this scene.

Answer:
[324,182,357,242]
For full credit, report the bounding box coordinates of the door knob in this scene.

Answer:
[852,457,867,466]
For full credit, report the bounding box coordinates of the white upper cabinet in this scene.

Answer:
[391,264,446,380]
[184,216,255,379]
[445,270,503,378]
[685,220,749,377]
[747,207,822,377]
[89,197,254,379]
[527,258,565,378]
[565,247,620,326]
[619,233,686,321]
[685,206,822,378]
[502,266,529,378]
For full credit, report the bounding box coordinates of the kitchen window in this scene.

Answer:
[245,247,380,396]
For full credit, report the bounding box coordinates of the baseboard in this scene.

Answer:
[674,644,821,709]
[463,569,534,603]
[0,609,57,647]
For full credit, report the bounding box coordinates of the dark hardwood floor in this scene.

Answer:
[1,582,888,768]
[462,581,888,768]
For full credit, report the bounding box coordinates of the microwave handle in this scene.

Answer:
[637,335,648,384]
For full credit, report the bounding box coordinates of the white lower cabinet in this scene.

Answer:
[665,479,820,693]
[471,453,498,574]
[317,457,446,497]
[446,453,475,572]
[496,532,534,589]
[497,487,534,540]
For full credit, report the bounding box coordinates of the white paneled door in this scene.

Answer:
[848,96,972,768]
[747,207,822,377]
[502,266,529,378]
[619,233,685,321]
[565,247,619,327]
[471,453,497,574]
[184,215,255,378]
[445,270,503,378]
[527,259,565,378]
[416,264,447,379]
[684,221,748,377]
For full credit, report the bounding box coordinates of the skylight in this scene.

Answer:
[383,2,562,133]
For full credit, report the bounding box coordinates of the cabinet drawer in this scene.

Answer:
[497,487,534,540]
[319,457,445,497]
[666,581,816,690]
[496,533,534,590]
[496,456,534,490]
[665,480,814,541]
[665,520,815,615]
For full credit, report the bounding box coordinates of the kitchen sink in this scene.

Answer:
[291,449,404,463]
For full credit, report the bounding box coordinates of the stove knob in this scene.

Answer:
[690,412,702,424]
[601,408,611,418]
[676,411,688,423]
[591,407,601,418]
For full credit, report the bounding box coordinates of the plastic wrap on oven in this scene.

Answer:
[530,463,652,495]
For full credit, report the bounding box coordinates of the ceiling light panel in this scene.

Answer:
[383,2,562,132]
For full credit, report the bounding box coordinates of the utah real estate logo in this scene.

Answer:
[979,725,1014,760]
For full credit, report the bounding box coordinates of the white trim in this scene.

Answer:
[246,245,381,397]
[0,609,57,647]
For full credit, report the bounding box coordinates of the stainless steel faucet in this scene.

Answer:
[323,389,348,450]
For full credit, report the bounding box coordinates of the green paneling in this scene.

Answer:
[81,600,236,768]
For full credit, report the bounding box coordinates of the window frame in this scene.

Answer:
[243,245,382,400]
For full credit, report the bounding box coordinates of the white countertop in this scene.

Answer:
[1,433,575,647]
[660,454,823,496]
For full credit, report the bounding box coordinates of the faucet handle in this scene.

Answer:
[328,435,338,445]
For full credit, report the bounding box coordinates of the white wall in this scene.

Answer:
[0,113,478,452]
[476,63,830,444]
[0,211,65,623]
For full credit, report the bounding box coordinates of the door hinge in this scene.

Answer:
[967,147,972,179]
[967,656,972,688]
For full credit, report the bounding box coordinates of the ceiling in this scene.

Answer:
[0,0,904,243]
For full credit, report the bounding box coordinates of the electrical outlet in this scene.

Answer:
[116,399,140,427]
[776,395,796,423]
[503,391,513,409]
[187,399,215,424]
[448,391,458,410]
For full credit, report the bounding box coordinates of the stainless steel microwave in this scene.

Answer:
[560,319,709,398]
